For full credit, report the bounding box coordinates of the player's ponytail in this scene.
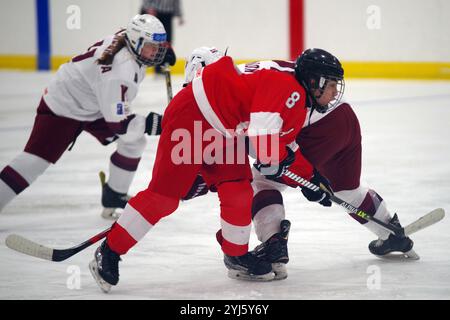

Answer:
[97,30,127,65]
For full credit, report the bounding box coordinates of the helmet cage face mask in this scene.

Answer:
[125,34,168,66]
[307,73,345,113]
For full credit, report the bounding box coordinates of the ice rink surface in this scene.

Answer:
[0,71,449,300]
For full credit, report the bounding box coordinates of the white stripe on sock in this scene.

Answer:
[117,204,153,241]
[221,218,251,245]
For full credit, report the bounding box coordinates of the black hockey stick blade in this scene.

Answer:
[5,227,111,262]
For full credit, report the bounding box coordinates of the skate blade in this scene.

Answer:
[272,263,288,280]
[227,269,275,282]
[376,249,420,261]
[101,208,121,220]
[89,260,112,293]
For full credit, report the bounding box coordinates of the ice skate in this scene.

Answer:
[251,220,291,280]
[369,214,419,260]
[224,252,275,281]
[99,171,130,220]
[89,240,121,293]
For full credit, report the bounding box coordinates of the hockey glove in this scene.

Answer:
[253,147,296,180]
[162,46,176,66]
[182,175,210,200]
[145,112,162,136]
[300,169,333,207]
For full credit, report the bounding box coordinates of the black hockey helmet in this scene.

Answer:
[294,48,345,113]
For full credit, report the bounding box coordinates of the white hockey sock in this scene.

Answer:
[0,180,17,212]
[252,190,286,242]
[0,152,50,212]
[108,162,137,194]
[107,137,146,194]
[335,186,392,240]
[253,204,285,242]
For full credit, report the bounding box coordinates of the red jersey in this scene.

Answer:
[191,56,313,181]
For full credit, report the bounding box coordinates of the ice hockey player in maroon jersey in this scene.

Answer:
[182,47,416,280]
[89,53,335,292]
[0,15,176,219]
[247,49,415,279]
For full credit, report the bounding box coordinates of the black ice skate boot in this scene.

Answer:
[251,219,291,280]
[224,252,274,281]
[100,171,130,220]
[368,214,419,260]
[89,240,121,293]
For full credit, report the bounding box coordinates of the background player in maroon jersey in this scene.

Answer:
[182,48,416,280]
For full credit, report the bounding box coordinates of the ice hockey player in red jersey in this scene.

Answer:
[181,47,416,280]
[88,52,335,292]
[0,14,176,219]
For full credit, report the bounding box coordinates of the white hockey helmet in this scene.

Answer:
[125,14,168,66]
[184,46,224,85]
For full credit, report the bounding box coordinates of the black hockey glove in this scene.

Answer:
[301,169,333,207]
[253,147,296,180]
[182,175,210,200]
[145,112,162,136]
[162,46,176,66]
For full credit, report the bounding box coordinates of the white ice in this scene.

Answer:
[0,71,449,300]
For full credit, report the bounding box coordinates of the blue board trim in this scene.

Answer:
[36,0,51,70]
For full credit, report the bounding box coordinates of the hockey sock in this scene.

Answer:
[0,152,50,212]
[217,180,253,256]
[252,189,285,242]
[335,186,392,240]
[107,189,179,254]
[108,151,140,193]
[107,137,146,193]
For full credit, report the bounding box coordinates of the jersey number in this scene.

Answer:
[286,92,300,109]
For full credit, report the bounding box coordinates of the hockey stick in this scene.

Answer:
[5,227,111,262]
[161,63,173,103]
[284,169,445,238]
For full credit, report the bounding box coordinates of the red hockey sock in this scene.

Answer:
[217,180,253,256]
[107,189,179,255]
